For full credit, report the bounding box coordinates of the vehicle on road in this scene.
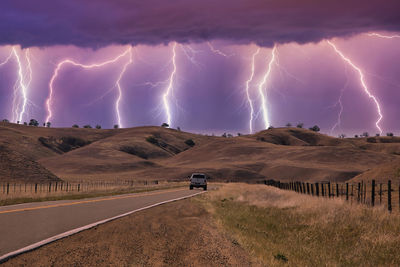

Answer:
[189,173,207,190]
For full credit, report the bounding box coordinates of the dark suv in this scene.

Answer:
[189,173,207,190]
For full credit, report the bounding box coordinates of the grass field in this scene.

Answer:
[0,181,186,206]
[202,183,400,266]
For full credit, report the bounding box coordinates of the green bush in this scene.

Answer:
[185,139,195,147]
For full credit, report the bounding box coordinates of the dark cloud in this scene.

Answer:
[1,0,400,48]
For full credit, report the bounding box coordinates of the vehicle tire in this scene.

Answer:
[190,185,193,190]
[204,185,207,191]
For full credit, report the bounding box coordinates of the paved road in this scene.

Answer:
[0,188,205,259]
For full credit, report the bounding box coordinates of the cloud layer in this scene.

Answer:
[1,0,400,48]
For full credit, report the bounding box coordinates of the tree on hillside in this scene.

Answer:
[375,133,380,137]
[268,126,274,130]
[2,119,9,123]
[361,132,369,137]
[46,122,51,128]
[354,135,359,138]
[95,124,101,129]
[72,124,79,128]
[23,122,27,125]
[83,124,92,129]
[177,127,181,131]
[286,123,292,127]
[387,132,394,137]
[339,134,346,139]
[29,119,39,126]
[114,124,119,129]
[309,125,320,132]
[296,123,304,128]
[161,123,169,128]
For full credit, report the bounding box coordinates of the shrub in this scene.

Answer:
[46,122,51,128]
[95,124,101,129]
[161,123,169,128]
[268,126,274,130]
[339,134,346,138]
[361,132,369,137]
[72,124,79,128]
[146,136,158,144]
[354,135,359,138]
[177,127,181,131]
[296,123,304,128]
[309,125,320,132]
[2,119,9,123]
[387,132,394,137]
[23,122,27,125]
[184,139,195,147]
[29,119,39,126]
[286,123,292,127]
[114,124,119,129]
[375,133,380,137]
[221,133,227,138]
[83,124,92,129]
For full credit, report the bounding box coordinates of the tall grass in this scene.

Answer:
[204,184,400,266]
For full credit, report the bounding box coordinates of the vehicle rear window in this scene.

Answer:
[193,174,205,178]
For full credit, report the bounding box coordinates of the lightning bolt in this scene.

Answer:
[367,33,400,39]
[207,42,234,57]
[0,49,13,67]
[245,48,260,134]
[162,43,177,126]
[115,47,133,128]
[257,45,277,129]
[329,68,349,135]
[45,47,132,125]
[327,40,383,134]
[11,47,32,123]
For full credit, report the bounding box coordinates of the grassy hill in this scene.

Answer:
[1,121,399,183]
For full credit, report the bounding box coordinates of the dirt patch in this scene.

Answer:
[4,197,253,266]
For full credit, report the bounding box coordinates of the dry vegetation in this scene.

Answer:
[4,183,400,266]
[204,183,400,266]
[2,121,400,184]
[0,181,186,206]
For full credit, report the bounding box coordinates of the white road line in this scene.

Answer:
[0,191,206,263]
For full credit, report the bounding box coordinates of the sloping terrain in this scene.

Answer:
[1,121,399,183]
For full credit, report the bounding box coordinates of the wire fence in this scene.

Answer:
[266,179,400,213]
[0,180,164,200]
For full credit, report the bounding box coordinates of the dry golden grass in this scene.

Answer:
[204,183,400,266]
[0,181,186,206]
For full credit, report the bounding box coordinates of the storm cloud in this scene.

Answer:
[1,0,400,48]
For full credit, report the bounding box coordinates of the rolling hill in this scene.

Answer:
[1,121,399,183]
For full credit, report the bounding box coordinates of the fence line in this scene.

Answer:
[266,179,399,213]
[0,180,160,199]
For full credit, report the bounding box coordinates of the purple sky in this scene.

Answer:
[0,1,400,136]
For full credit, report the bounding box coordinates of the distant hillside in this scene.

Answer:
[0,122,399,183]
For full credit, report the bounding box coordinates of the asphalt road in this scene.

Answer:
[0,188,205,259]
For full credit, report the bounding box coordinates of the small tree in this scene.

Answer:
[268,126,274,130]
[375,133,380,137]
[237,133,242,136]
[309,125,320,132]
[296,123,304,128]
[339,134,346,139]
[387,132,394,137]
[83,124,92,129]
[361,132,369,137]
[2,119,9,123]
[286,123,292,127]
[43,123,45,127]
[17,121,20,124]
[177,127,181,131]
[72,124,79,128]
[354,134,359,138]
[227,134,233,138]
[95,124,101,129]
[221,133,227,138]
[23,122,27,125]
[114,124,119,129]
[29,119,39,126]
[161,123,169,128]
[46,122,51,128]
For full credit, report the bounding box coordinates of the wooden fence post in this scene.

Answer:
[388,180,392,212]
[306,183,310,194]
[346,183,349,201]
[371,180,375,207]
[321,183,325,197]
[336,183,339,197]
[311,183,314,196]
[78,184,80,192]
[6,183,9,195]
[315,183,319,196]
[328,182,331,198]
[379,183,382,204]
[35,183,37,193]
[357,183,361,202]
[49,182,51,193]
